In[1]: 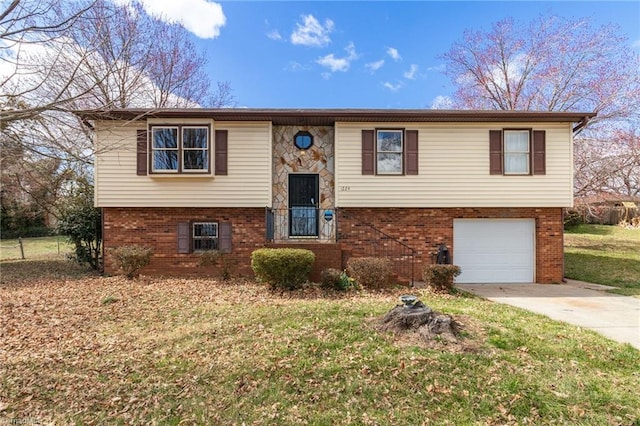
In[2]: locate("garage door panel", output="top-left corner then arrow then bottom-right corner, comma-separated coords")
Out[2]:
454,219 -> 535,283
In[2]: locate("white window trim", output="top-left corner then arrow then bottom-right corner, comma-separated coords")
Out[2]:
504,130 -> 531,175
376,129 -> 404,175
181,126 -> 210,173
150,125 -> 210,174
193,222 -> 218,251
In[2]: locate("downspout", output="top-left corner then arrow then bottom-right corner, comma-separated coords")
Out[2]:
572,116 -> 591,134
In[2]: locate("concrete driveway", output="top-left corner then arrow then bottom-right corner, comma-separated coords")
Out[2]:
457,280 -> 640,349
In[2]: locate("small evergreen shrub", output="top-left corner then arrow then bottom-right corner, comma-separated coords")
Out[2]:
251,248 -> 315,290
112,245 -> 153,279
422,264 -> 462,293
199,250 -> 234,281
320,268 -> 353,291
346,257 -> 393,289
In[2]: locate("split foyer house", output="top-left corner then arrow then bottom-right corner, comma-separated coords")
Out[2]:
80,108 -> 594,284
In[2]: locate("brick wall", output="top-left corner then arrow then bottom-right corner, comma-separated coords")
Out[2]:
102,207 -> 265,277
337,207 -> 564,283
103,206 -> 564,283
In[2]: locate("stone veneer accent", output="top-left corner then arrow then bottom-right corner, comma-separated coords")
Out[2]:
272,126 -> 335,241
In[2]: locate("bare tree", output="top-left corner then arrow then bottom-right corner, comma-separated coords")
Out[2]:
1,0 -> 234,224
441,16 -> 640,127
0,0 -> 98,122
574,128 -> 640,198
441,15 -> 640,197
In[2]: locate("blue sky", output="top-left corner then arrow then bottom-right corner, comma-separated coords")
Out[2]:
181,1 -> 640,108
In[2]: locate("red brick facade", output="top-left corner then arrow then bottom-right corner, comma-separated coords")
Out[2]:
102,207 -> 266,277
338,207 -> 564,284
103,206 -> 564,283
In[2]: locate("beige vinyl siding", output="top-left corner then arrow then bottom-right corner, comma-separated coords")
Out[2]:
335,122 -> 574,208
94,120 -> 272,207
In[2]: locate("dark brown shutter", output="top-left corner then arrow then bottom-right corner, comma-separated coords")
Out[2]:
362,130 -> 375,175
215,130 -> 228,175
489,130 -> 503,175
405,130 -> 418,175
219,222 -> 232,253
136,129 -> 148,175
532,130 -> 546,175
177,222 -> 191,254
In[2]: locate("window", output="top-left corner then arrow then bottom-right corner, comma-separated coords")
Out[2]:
377,130 -> 403,174
192,222 -> 218,251
151,125 -> 209,173
294,131 -> 313,150
504,130 -> 530,175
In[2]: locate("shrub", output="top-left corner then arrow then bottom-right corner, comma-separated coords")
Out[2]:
422,264 -> 462,293
57,179 -> 102,270
251,248 -> 315,290
346,257 -> 393,289
320,268 -> 353,291
563,209 -> 583,229
199,250 -> 234,281
112,245 -> 153,279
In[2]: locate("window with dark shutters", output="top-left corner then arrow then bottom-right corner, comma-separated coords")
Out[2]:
136,129 -> 148,175
361,130 -> 375,175
489,130 -> 503,175
532,130 -> 546,175
215,130 -> 228,175
405,130 -> 419,175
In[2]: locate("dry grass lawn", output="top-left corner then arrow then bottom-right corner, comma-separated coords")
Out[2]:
1,259 -> 639,425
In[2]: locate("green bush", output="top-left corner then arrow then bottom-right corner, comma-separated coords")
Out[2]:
564,209 -> 583,229
422,264 -> 462,293
199,250 -> 235,281
346,257 -> 393,289
112,245 -> 153,279
320,268 -> 353,291
251,248 -> 315,290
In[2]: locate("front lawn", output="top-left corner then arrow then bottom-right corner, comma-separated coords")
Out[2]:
0,236 -> 73,261
565,224 -> 640,296
1,261 -> 638,425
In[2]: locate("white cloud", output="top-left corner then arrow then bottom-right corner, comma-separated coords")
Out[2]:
427,64 -> 446,72
267,29 -> 282,40
113,0 -> 226,39
316,42 -> 358,73
403,64 -> 418,79
632,39 -> 640,49
387,47 -> 401,61
382,81 -> 403,92
285,61 -> 310,72
431,95 -> 454,109
365,59 -> 385,73
291,14 -> 334,47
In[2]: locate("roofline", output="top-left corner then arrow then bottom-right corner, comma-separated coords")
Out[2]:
74,108 -> 596,126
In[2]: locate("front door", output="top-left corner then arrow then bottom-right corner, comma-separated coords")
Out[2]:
289,174 -> 319,237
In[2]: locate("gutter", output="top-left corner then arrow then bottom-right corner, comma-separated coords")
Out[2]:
572,115 -> 591,134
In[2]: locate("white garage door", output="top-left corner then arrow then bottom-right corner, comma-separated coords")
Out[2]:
453,219 -> 535,283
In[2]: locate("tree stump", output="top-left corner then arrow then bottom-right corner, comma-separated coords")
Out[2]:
378,300 -> 459,343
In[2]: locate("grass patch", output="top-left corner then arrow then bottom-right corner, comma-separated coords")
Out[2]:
565,224 -> 640,296
0,236 -> 73,261
1,271 -> 638,424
